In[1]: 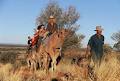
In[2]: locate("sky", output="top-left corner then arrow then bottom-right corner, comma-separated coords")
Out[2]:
0,0 -> 120,47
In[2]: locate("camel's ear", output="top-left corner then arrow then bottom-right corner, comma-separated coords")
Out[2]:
58,34 -> 60,38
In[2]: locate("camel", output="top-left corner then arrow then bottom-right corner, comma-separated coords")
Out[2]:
37,28 -> 70,72
26,28 -> 49,72
36,46 -> 50,72
26,50 -> 47,72
26,51 -> 37,71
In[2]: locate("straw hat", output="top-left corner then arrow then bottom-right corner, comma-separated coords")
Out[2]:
49,15 -> 54,19
94,26 -> 103,31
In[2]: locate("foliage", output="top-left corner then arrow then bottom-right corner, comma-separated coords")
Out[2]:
0,52 -> 17,64
36,2 -> 80,29
36,1 -> 84,51
62,33 -> 85,51
103,44 -> 112,53
111,31 -> 120,51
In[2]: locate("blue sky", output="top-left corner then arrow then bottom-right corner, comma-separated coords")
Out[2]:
0,0 -> 120,47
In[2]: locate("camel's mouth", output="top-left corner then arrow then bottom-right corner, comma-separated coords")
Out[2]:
56,48 -> 61,49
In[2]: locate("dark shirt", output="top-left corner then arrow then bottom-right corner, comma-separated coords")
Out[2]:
88,34 -> 104,55
46,23 -> 58,34
28,39 -> 32,45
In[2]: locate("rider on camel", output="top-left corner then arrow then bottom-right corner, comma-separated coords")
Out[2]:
46,15 -> 58,36
31,26 -> 41,52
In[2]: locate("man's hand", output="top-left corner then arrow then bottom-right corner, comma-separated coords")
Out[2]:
86,45 -> 91,58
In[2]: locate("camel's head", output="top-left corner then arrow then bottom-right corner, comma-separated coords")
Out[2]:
57,28 -> 70,40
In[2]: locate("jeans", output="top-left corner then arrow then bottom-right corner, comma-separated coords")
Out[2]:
91,51 -> 103,67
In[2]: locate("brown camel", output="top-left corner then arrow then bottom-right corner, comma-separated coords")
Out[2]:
26,51 -> 37,71
37,28 -> 70,72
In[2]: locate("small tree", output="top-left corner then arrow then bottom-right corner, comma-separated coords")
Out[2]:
111,31 -> 120,51
36,1 -> 84,51
104,44 -> 112,53
62,34 -> 85,51
36,2 -> 80,29
113,42 -> 120,51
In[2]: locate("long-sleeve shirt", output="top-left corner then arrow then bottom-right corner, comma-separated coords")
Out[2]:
46,23 -> 58,34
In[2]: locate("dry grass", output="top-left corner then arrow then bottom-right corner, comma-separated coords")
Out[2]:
0,63 -> 22,81
0,51 -> 120,81
55,51 -> 120,81
96,52 -> 120,81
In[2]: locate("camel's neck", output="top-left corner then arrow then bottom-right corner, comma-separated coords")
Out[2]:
47,32 -> 66,48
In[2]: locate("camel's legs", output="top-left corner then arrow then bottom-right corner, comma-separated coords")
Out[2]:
51,58 -> 56,72
27,59 -> 31,68
51,48 -> 61,72
30,60 -> 37,71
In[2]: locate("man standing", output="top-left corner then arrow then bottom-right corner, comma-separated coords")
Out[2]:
86,26 -> 104,67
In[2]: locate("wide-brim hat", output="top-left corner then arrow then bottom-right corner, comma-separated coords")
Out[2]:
94,26 -> 103,31
49,15 -> 54,19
